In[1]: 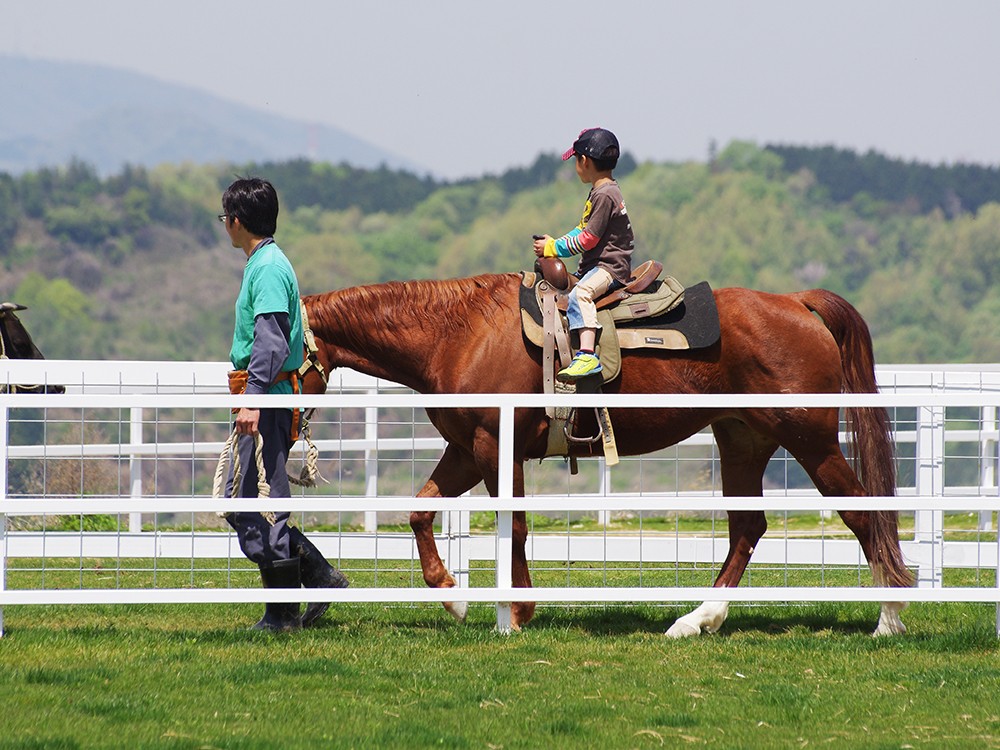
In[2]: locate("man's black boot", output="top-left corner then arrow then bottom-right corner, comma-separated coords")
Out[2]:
289,526 -> 349,627
252,557 -> 303,633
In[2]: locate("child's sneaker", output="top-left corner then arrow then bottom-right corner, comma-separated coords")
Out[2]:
557,351 -> 602,382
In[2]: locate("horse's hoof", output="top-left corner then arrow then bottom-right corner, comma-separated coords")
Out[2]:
443,600 -> 468,623
665,619 -> 700,639
872,601 -> 907,637
512,601 -> 536,627
872,618 -> 907,637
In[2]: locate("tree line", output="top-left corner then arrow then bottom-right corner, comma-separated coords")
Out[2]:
765,144 -> 1000,216
1,142 -> 998,365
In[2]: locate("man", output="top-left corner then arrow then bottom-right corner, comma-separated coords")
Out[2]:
221,176 -> 348,632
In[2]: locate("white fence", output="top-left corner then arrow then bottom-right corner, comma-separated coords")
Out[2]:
1,360 -> 999,636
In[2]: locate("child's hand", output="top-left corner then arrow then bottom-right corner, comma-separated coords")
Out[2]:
532,234 -> 551,257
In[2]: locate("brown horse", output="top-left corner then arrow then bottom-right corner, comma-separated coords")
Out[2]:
301,274 -> 913,636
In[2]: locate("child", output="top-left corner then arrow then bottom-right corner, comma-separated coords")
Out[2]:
533,127 -> 634,381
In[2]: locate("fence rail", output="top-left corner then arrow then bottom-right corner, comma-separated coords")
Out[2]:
2,360 -> 999,636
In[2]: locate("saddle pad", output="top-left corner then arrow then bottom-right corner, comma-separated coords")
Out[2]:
519,273 -> 546,329
616,281 -> 721,350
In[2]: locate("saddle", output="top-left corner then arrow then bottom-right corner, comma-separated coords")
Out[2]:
519,260 -> 721,466
521,261 -> 719,377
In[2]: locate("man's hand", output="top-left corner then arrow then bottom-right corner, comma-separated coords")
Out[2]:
235,407 -> 261,436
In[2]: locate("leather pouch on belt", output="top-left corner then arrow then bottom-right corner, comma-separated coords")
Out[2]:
228,369 -> 249,413
228,368 -> 301,442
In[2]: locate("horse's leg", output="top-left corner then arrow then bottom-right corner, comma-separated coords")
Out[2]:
511,507 -> 535,629
667,419 -> 777,638
785,424 -> 909,636
411,442 -> 483,623
834,509 -> 908,636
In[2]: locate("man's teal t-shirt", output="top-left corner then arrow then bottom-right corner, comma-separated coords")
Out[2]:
229,241 -> 304,395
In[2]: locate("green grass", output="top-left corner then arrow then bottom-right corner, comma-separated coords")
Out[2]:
28,509 -> 995,543
1,594 -> 999,748
6,556 -> 997,592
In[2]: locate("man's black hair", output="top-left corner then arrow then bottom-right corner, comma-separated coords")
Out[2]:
222,177 -> 279,237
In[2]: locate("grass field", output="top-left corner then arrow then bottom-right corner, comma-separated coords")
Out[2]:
2,594 -> 999,749
2,515 -> 998,748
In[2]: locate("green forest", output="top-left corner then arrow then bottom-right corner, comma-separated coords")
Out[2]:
1,141 -> 999,364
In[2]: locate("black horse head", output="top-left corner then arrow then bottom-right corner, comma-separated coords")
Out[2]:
0,303 -> 66,394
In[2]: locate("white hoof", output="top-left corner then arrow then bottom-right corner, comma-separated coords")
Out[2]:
665,600 -> 729,639
444,599 -> 468,623
872,601 -> 907,637
665,619 -> 701,639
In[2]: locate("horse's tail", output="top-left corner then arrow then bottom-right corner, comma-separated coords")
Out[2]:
795,289 -> 912,588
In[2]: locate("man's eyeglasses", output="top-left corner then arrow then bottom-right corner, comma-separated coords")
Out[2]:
217,214 -> 229,224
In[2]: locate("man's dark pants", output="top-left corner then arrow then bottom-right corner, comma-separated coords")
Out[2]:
225,408 -> 293,564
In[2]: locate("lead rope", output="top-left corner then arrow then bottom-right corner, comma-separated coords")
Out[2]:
288,418 -> 324,487
213,428 -> 275,525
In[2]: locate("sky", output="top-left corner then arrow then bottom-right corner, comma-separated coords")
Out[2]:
3,0 -> 1000,179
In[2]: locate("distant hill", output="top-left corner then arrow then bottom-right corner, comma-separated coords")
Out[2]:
0,56 -> 423,176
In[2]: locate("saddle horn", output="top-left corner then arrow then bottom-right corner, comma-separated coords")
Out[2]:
534,257 -> 571,291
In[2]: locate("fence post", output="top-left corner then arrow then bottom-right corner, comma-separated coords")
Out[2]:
914,389 -> 945,589
495,403 -> 514,633
597,458 -> 611,526
441,501 -> 471,589
364,395 -> 378,533
980,405 -> 996,532
0,404 -> 8,637
996,526 -> 1000,638
992,406 -> 1000,638
129,407 -> 143,533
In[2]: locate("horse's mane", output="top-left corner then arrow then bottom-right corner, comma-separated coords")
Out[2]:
305,274 -> 518,354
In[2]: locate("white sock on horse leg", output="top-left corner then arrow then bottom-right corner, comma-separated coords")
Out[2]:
665,600 -> 730,638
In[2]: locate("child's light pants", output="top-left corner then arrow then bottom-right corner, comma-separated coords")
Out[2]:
566,267 -> 617,331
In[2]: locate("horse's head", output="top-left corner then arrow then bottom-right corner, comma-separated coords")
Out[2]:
0,303 -> 66,394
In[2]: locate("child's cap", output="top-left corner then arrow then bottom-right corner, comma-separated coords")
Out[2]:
561,127 -> 620,161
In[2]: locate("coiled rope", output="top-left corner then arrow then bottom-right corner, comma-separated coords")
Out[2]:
213,427 -> 274,524
213,419 -> 325,525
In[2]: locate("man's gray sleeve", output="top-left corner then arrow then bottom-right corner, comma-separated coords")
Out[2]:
245,312 -> 292,395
